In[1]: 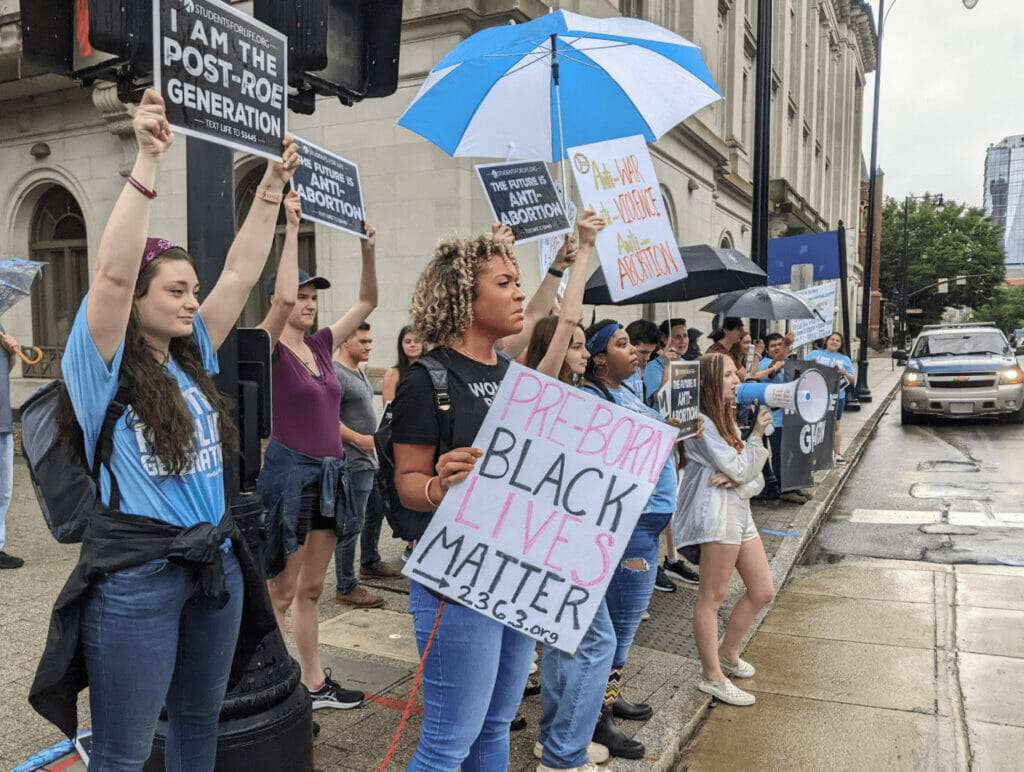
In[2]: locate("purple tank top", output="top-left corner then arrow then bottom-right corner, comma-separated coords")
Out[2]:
271,327 -> 344,459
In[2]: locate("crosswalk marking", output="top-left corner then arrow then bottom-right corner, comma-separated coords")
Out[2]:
848,509 -> 1024,529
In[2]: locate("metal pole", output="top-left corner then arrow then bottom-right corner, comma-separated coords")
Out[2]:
854,0 -> 884,402
750,0 -> 773,342
899,195 -> 911,349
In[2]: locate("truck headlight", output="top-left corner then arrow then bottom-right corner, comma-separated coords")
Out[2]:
902,371 -> 925,387
999,367 -> 1024,385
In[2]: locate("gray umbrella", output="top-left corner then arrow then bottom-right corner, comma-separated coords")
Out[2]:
701,286 -> 817,320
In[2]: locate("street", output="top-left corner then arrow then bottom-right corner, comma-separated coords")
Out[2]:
680,402 -> 1024,771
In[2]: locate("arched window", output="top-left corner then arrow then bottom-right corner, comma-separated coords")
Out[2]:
234,167 -> 317,327
29,186 -> 88,376
660,183 -> 678,240
720,230 -> 735,249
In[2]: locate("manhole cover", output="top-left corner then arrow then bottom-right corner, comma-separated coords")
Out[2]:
917,460 -> 981,473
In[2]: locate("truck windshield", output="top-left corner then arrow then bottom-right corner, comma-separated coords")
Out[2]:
913,332 -> 1008,358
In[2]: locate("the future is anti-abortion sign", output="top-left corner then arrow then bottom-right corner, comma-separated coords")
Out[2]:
153,0 -> 287,160
568,135 -> 686,302
403,363 -> 677,653
291,137 -> 367,238
475,161 -> 572,245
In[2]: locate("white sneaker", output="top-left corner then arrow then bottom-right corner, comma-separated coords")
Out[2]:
719,656 -> 756,678
533,742 -> 609,764
537,763 -> 600,772
697,677 -> 756,706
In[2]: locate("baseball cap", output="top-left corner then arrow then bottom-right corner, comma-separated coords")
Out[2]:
265,269 -> 331,296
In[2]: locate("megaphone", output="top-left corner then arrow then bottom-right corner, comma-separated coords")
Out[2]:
737,370 -> 831,426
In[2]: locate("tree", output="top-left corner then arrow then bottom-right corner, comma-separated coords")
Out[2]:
879,195 -> 1006,336
973,284 -> 1024,335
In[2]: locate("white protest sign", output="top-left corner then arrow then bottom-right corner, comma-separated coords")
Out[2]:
790,281 -> 838,348
568,135 -> 686,302
403,362 -> 677,653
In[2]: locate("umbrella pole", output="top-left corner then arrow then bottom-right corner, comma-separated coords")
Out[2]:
551,34 -> 570,208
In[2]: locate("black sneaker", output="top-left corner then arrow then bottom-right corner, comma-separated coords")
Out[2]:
663,558 -> 699,585
523,671 -> 541,697
653,566 -> 676,593
309,669 -> 364,710
0,551 -> 24,569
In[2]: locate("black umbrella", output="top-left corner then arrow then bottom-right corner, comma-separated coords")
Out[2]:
701,286 -> 816,320
582,245 -> 765,306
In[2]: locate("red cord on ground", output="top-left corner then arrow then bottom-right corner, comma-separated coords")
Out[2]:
377,600 -> 445,771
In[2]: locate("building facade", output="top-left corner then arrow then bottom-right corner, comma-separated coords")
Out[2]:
0,0 -> 875,381
983,134 -> 1024,275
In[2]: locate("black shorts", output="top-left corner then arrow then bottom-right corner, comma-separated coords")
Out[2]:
296,481 -> 337,546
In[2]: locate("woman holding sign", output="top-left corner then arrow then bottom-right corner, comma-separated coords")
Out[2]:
36,89 -> 292,769
674,353 -> 775,707
578,320 -> 680,760
804,332 -> 856,463
391,232 -> 533,771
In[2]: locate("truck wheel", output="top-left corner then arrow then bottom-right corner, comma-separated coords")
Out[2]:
901,406 -> 919,426
1002,403 -> 1024,425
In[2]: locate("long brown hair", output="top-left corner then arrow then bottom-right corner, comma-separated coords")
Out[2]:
699,352 -> 743,452
59,249 -> 239,474
525,315 -> 583,383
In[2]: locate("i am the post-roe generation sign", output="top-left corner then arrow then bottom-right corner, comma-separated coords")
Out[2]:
403,363 -> 676,653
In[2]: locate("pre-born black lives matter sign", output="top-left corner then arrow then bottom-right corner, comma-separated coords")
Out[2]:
291,137 -> 367,238
153,0 -> 287,161
475,161 -> 572,245
404,363 -> 676,654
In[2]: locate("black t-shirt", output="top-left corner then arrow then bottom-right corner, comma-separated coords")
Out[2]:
392,348 -> 509,452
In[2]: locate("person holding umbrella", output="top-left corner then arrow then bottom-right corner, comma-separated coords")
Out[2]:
706,317 -> 746,371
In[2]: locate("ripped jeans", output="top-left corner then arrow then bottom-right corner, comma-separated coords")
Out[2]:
605,511 -> 672,668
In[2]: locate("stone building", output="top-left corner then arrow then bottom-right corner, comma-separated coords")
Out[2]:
0,0 -> 875,382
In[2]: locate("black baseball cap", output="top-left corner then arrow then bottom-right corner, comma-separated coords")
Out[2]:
265,269 -> 331,296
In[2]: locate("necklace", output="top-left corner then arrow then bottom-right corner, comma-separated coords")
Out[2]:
283,341 -> 320,378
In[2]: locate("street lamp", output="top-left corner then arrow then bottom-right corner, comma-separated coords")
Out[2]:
897,193 -> 945,346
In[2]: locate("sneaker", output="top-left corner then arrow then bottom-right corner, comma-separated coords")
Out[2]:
653,566 -> 676,593
697,677 -> 755,706
533,741 -> 609,764
641,609 -> 651,621
360,560 -> 402,579
309,669 -> 364,710
719,656 -> 756,679
663,558 -> 699,585
337,585 -> 385,608
780,492 -> 807,504
799,489 -> 815,501
523,671 -> 541,697
834,454 -> 846,465
511,713 -> 527,732
0,551 -> 24,569
536,763 -> 600,772
401,544 -> 413,563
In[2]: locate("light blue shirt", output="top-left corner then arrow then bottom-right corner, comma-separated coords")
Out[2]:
805,350 -> 855,402
756,355 -> 787,428
642,356 -> 666,407
62,297 -> 225,528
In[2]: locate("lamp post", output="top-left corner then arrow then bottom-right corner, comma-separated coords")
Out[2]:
897,193 -> 944,347
749,0 -> 773,343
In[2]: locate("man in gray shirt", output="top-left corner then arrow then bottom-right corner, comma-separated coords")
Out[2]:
333,322 -> 398,607
0,325 -> 22,569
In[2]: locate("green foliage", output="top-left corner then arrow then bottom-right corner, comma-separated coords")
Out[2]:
973,284 -> 1024,335
879,195 -> 1006,335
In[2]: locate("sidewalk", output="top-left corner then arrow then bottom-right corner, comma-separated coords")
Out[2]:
679,559 -> 1024,771
0,354 -> 902,771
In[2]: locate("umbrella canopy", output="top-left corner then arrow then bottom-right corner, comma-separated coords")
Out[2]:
398,11 -> 720,162
582,245 -> 765,305
0,258 -> 44,316
701,287 -> 816,320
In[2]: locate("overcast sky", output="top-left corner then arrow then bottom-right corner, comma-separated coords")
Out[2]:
862,0 -> 1023,209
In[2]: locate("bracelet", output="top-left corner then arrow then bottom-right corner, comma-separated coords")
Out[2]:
255,185 -> 283,204
127,176 -> 157,199
547,266 -> 565,278
424,475 -> 442,509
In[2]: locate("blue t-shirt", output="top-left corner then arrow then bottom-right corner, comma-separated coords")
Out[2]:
583,382 -> 677,514
805,350 -> 854,402
756,355 -> 787,428
623,368 -> 643,401
642,356 -> 666,407
62,297 -> 225,528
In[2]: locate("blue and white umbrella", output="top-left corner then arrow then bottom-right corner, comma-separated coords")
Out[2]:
398,10 -> 721,163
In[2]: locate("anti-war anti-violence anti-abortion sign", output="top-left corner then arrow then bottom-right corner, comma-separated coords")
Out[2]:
291,137 -> 367,238
568,135 -> 686,302
403,362 -> 677,654
153,0 -> 287,161
475,161 -> 572,245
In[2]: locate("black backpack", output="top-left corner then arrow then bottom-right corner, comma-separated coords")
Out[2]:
20,377 -> 131,543
374,354 -> 453,542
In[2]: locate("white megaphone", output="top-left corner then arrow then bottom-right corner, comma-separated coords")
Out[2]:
736,370 -> 831,433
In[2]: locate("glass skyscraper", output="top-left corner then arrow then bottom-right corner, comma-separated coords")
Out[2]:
984,135 -> 1024,269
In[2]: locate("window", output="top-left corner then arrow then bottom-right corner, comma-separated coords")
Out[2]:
720,231 -> 735,249
660,184 -> 678,239
234,167 -> 317,328
29,186 -> 89,377
742,63 -> 752,149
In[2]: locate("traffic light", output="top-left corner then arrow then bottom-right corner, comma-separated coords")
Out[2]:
254,0 -> 403,112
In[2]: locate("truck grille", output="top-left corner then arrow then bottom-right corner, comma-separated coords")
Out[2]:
928,374 -> 997,389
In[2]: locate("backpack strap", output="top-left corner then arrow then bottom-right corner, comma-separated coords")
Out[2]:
91,375 -> 132,511
417,353 -> 454,455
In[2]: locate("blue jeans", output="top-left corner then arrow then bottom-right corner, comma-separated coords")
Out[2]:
606,511 -> 672,668
539,599 -> 616,767
82,550 -> 244,771
334,468 -> 375,594
0,432 -> 11,551
406,581 -> 535,771
359,478 -> 385,568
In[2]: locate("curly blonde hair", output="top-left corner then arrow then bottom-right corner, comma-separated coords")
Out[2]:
410,234 -> 518,347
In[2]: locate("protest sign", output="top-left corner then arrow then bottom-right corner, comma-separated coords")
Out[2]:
291,137 -> 367,238
476,161 -> 572,245
657,361 -> 700,439
153,0 -> 287,161
790,281 -> 838,348
780,360 -> 840,489
568,135 -> 686,302
403,362 -> 677,653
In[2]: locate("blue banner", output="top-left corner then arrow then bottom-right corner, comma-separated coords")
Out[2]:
767,230 -> 841,286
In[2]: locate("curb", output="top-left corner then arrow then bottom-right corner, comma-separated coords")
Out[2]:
611,376 -> 902,771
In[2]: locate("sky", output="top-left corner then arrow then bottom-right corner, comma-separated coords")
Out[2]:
862,0 -> 1024,209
